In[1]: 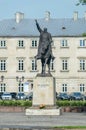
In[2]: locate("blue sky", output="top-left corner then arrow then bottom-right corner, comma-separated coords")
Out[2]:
0,0 -> 86,20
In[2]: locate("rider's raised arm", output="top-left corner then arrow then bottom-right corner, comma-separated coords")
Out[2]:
35,20 -> 42,33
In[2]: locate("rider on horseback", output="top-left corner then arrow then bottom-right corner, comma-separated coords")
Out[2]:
35,20 -> 55,75
35,20 -> 54,60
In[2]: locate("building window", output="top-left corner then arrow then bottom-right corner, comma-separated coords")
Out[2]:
18,59 -> 24,71
80,40 -> 85,47
18,40 -> 24,47
18,83 -> 24,92
0,40 -> 6,48
31,40 -> 37,47
50,59 -> 54,71
62,59 -> 68,71
31,59 -> 37,71
80,59 -> 86,71
0,83 -> 6,92
80,84 -> 85,92
62,84 -> 67,92
61,40 -> 68,47
0,59 -> 6,71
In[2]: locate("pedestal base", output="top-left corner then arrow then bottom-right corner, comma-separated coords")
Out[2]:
26,74 -> 62,116
25,107 -> 62,116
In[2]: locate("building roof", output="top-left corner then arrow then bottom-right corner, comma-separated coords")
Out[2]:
0,18 -> 86,37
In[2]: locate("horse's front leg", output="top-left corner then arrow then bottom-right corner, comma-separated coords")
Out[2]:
43,58 -> 48,74
41,59 -> 45,74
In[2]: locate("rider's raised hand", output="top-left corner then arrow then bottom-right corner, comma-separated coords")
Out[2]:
35,19 -> 37,23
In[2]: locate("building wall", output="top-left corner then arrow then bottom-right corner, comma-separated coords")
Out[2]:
0,36 -> 86,94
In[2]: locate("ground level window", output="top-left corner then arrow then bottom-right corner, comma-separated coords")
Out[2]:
62,84 -> 67,92
18,83 -> 24,92
80,84 -> 85,92
0,83 -> 6,92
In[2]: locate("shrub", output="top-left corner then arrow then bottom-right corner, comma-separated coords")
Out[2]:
56,100 -> 86,107
56,100 -> 70,107
0,100 -> 86,107
0,100 -> 32,107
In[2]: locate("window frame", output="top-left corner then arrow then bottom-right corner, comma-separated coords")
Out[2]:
60,39 -> 68,47
18,83 -> 24,92
79,59 -> 86,71
17,58 -> 25,72
0,40 -> 6,48
17,40 -> 24,48
31,40 -> 38,47
50,59 -> 54,71
31,59 -> 37,71
79,39 -> 86,47
62,84 -> 67,92
79,84 -> 85,92
61,59 -> 68,71
0,59 -> 6,71
0,83 -> 6,92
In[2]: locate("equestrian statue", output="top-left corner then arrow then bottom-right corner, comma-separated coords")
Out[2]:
35,20 -> 55,75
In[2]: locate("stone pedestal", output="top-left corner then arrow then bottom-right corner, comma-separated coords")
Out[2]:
25,74 -> 62,116
33,74 -> 56,106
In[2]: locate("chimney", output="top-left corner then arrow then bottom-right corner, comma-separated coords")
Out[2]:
15,12 -> 24,23
73,11 -> 78,21
84,11 -> 86,20
45,11 -> 50,21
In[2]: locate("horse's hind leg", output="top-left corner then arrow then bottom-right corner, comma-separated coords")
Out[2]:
48,63 -> 50,74
41,59 -> 45,74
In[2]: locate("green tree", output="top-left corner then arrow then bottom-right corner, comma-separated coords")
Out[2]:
76,0 -> 86,5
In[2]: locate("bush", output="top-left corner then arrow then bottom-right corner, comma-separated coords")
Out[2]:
0,100 -> 32,107
0,100 -> 86,107
56,100 -> 70,107
56,100 -> 86,107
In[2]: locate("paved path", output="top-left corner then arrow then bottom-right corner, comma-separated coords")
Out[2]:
0,112 -> 86,129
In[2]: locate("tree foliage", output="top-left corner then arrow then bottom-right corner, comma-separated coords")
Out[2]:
76,0 -> 86,5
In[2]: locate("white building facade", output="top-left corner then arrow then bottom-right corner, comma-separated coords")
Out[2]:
0,11 -> 86,94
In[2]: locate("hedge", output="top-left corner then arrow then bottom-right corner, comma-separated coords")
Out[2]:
0,100 -> 32,107
56,100 -> 86,107
0,100 -> 86,107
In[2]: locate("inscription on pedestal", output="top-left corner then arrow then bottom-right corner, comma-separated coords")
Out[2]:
33,76 -> 56,106
38,84 -> 49,88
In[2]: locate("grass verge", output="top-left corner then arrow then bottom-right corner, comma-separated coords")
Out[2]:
54,126 -> 86,129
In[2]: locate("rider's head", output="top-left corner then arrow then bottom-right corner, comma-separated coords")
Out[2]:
44,28 -> 47,32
